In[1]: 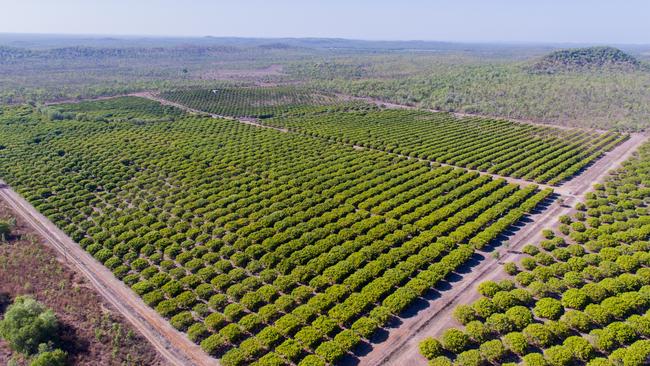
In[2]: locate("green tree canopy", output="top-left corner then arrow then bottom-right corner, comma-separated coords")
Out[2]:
0,296 -> 59,355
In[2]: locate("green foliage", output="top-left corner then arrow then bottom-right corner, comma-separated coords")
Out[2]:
423,140 -> 650,366
268,108 -> 624,185
522,353 -> 548,366
503,332 -> 529,355
441,328 -> 469,354
479,339 -> 506,363
0,219 -> 11,239
454,349 -> 483,366
0,100 -> 555,365
531,47 -> 640,74
162,87 -> 344,118
29,348 -> 67,366
533,298 -> 564,320
0,296 -> 59,355
562,336 -> 594,362
419,337 -> 443,360
543,345 -> 573,366
429,356 -> 453,366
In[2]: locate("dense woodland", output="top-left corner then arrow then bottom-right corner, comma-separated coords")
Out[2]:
1,36 -> 649,131
307,58 -> 650,131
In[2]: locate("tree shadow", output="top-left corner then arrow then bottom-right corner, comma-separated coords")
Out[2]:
57,322 -> 89,359
0,292 -> 11,314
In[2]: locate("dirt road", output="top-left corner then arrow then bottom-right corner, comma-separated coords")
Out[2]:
360,134 -> 647,366
0,180 -> 217,366
559,133 -> 646,197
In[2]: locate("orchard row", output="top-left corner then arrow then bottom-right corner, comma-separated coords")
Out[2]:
158,87 -> 627,186
161,87 -> 342,118
266,109 -> 627,186
0,98 -> 551,366
420,141 -> 650,366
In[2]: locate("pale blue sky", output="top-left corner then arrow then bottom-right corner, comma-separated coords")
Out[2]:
1,0 -> 649,43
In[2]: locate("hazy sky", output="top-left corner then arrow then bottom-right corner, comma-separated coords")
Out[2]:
1,0 -> 649,44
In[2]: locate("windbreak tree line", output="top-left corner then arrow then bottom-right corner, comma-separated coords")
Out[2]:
0,98 -> 553,366
420,141 -> 650,366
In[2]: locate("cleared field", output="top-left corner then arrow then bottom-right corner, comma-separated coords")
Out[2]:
0,97 -> 552,366
160,87 -> 346,118
419,141 -> 650,365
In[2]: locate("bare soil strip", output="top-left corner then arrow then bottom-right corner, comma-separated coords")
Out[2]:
0,180 -> 217,366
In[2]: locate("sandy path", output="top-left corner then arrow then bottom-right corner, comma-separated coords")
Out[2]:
361,134 -> 647,366
0,180 -> 217,366
559,133 -> 647,196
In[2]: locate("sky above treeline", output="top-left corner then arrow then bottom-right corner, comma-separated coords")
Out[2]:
1,0 -> 649,44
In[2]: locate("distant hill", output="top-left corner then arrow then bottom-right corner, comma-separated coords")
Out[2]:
530,46 -> 641,73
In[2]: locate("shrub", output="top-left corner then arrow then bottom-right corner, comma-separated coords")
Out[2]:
257,352 -> 286,366
524,323 -> 554,348
334,329 -> 361,352
170,311 -> 194,331
533,298 -> 564,320
0,296 -> 59,355
29,349 -> 67,366
419,337 -> 443,360
455,349 -> 483,366
441,328 -> 469,353
351,317 -> 379,339
480,339 -> 505,363
561,310 -> 592,332
465,321 -> 490,343
505,306 -> 533,330
561,289 -> 589,309
187,323 -> 209,343
503,331 -> 528,355
544,345 -> 573,366
315,341 -> 345,363
486,313 -> 514,335
542,229 -> 555,239
200,334 -> 226,356
522,352 -> 548,366
429,356 -> 453,366
221,348 -> 246,366
562,336 -> 594,362
453,304 -> 477,325
503,262 -> 519,275
276,339 -> 303,362
478,281 -> 501,297
205,313 -> 226,332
